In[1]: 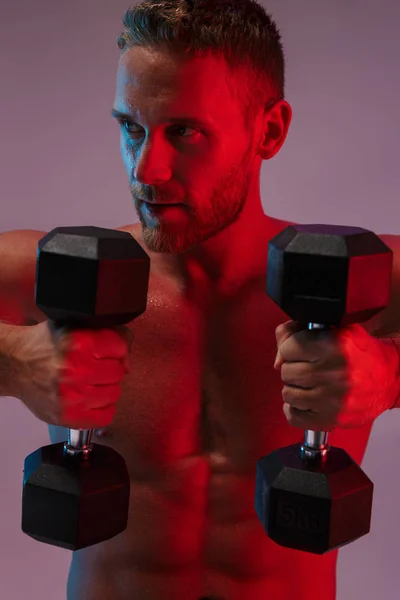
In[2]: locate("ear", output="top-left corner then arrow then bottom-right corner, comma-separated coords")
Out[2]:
259,99 -> 292,160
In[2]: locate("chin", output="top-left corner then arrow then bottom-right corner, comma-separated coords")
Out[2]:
141,225 -> 195,254
142,226 -> 214,254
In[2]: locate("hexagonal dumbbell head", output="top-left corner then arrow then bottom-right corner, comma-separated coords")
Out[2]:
255,444 -> 374,554
22,226 -> 150,550
267,224 -> 392,326
255,224 -> 393,554
35,226 -> 150,328
22,443 -> 130,550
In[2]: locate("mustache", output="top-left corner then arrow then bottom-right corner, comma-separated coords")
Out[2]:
130,189 -> 149,202
130,187 -> 183,205
129,187 -> 159,202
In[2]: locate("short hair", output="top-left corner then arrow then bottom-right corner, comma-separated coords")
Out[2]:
117,0 -> 285,129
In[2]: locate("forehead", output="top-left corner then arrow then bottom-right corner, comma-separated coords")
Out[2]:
115,46 -> 241,124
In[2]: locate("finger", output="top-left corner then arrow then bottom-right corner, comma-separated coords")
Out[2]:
114,326 -> 134,373
63,404 -> 117,430
275,321 -> 304,348
92,329 -> 130,360
59,382 -> 122,409
281,385 -> 341,420
61,358 -> 126,386
281,361 -> 331,389
283,403 -> 336,431
83,383 -> 122,407
281,385 -> 322,412
274,321 -> 300,370
274,349 -> 285,370
278,328 -> 339,364
274,321 -> 304,369
65,329 -> 129,360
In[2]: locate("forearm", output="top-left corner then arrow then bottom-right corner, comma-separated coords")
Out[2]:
0,322 -> 22,397
382,335 -> 400,410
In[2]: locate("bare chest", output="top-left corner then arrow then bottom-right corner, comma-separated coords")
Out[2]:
65,281 -> 367,597
106,282 -> 296,478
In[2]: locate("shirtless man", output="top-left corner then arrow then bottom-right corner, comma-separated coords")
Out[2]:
1,1 -> 400,599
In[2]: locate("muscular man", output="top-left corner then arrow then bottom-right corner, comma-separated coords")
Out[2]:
1,1 -> 400,599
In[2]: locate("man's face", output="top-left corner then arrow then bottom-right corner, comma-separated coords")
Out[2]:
113,45 -> 260,254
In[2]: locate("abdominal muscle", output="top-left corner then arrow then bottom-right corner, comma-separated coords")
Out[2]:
66,449 -> 338,600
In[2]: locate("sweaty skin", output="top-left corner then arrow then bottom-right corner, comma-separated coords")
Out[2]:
23,43 -> 400,599
45,221 -> 396,600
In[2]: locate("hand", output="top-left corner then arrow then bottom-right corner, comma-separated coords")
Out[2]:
11,321 -> 132,430
274,320 -> 400,430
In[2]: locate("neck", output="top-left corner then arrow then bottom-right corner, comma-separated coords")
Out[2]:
153,198 -> 287,298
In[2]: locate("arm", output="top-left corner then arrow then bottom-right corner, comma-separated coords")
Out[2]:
386,336 -> 400,409
365,234 -> 400,409
0,229 -> 47,397
0,323 -> 24,397
0,229 -> 48,326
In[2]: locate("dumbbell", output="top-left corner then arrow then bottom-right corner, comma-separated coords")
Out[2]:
254,224 -> 393,554
21,226 -> 150,550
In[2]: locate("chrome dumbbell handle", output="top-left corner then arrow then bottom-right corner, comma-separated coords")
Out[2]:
300,323 -> 330,462
64,429 -> 93,459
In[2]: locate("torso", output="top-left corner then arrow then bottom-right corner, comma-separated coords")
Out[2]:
49,220 -> 375,600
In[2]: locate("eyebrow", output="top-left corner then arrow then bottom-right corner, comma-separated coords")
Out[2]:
110,108 -> 211,128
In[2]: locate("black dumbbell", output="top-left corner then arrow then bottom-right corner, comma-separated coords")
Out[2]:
255,224 -> 393,554
21,226 -> 150,550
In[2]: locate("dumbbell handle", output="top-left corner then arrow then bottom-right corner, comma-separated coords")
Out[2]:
62,323 -> 330,461
49,322 -> 95,459
299,323 -> 330,462
63,323 -> 331,462
64,429 -> 93,459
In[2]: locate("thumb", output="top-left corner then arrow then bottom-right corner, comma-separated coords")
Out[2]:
274,320 -> 303,370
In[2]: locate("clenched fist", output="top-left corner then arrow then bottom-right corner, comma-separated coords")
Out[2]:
11,321 -> 132,429
274,320 -> 400,431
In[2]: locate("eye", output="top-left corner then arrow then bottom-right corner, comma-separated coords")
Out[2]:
118,118 -> 198,139
117,118 -> 138,134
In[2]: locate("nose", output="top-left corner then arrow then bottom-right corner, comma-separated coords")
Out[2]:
133,137 -> 173,186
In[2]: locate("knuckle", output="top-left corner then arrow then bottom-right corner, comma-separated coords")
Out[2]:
280,363 -> 288,379
281,363 -> 294,385
281,386 -> 292,404
275,323 -> 287,339
283,404 -> 297,427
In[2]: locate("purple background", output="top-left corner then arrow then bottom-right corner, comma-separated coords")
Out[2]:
1,1 -> 400,598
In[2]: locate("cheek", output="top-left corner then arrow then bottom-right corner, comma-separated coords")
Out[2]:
120,139 -> 134,175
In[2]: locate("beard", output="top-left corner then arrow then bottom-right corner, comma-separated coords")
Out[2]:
132,146 -> 254,255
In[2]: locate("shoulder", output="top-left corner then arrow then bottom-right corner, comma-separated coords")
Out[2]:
364,234 -> 400,337
116,222 -> 143,245
116,223 -> 162,275
379,233 -> 400,257
115,223 -> 179,297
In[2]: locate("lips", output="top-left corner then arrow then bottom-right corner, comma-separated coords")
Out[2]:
147,202 -> 180,206
144,201 -> 183,207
